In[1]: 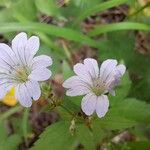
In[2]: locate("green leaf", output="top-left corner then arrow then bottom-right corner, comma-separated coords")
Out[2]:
109,98 -> 150,123
0,22 -> 100,48
73,0 -> 131,26
94,116 -> 137,131
88,22 -> 150,36
35,0 -> 60,17
12,0 -> 37,22
2,134 -> 22,150
76,124 -> 95,150
30,121 -> 77,150
0,106 -> 22,123
126,141 -> 150,150
0,123 -> 22,150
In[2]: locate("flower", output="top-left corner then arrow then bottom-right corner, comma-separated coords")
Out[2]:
2,87 -> 17,106
63,58 -> 126,118
0,32 -> 52,107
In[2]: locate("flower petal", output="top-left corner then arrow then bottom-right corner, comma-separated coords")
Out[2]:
84,58 -> 99,78
15,84 -> 32,107
0,43 -> 17,67
66,87 -> 90,96
116,64 -> 126,76
96,95 -> 109,118
63,76 -> 90,96
28,68 -> 52,81
81,93 -> 97,116
25,36 -> 40,57
25,80 -> 41,100
63,76 -> 90,88
73,63 -> 92,84
100,59 -> 117,82
12,32 -> 28,64
32,55 -> 52,70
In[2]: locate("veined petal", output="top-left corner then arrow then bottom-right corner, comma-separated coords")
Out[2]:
63,76 -> 90,88
116,64 -> 126,76
66,87 -> 90,96
25,36 -> 39,58
81,93 -> 97,116
105,64 -> 126,88
84,58 -> 99,78
0,43 -> 17,66
73,63 -> 92,84
28,68 -> 52,81
100,59 -> 117,82
15,84 -> 32,107
96,95 -> 109,118
12,32 -> 27,64
32,55 -> 52,70
25,80 -> 41,100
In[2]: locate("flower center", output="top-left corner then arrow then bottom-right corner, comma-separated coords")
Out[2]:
14,66 -> 30,82
91,78 -> 106,96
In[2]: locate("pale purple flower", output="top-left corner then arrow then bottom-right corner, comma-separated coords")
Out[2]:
0,32 -> 52,107
63,58 -> 126,118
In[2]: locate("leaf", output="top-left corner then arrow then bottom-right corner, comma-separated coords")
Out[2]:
94,116 -> 137,131
35,0 -> 60,17
109,98 -> 150,123
2,134 -> 22,150
0,22 -> 100,48
94,98 -> 150,131
76,123 -> 106,150
76,124 -> 95,150
126,141 -> 150,150
0,106 -> 22,123
12,0 -> 37,22
73,0 -> 131,26
88,22 -> 150,36
30,121 -> 77,150
0,123 -> 22,150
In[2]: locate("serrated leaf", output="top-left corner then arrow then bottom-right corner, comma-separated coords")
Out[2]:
30,121 -> 77,150
109,98 -> 150,123
94,116 -> 137,131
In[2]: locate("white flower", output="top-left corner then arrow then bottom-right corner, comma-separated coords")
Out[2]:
63,58 -> 126,118
0,32 -> 52,107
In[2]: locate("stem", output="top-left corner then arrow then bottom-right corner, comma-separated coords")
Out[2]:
60,104 -> 75,117
129,2 -> 150,17
0,105 -> 23,122
22,108 -> 30,147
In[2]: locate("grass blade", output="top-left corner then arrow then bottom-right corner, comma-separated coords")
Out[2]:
73,0 -> 130,26
88,22 -> 150,36
0,22 -> 99,48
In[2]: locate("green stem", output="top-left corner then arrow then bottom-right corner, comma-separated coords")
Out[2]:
22,108 -> 30,147
0,105 -> 23,122
60,104 -> 75,117
128,2 -> 150,17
